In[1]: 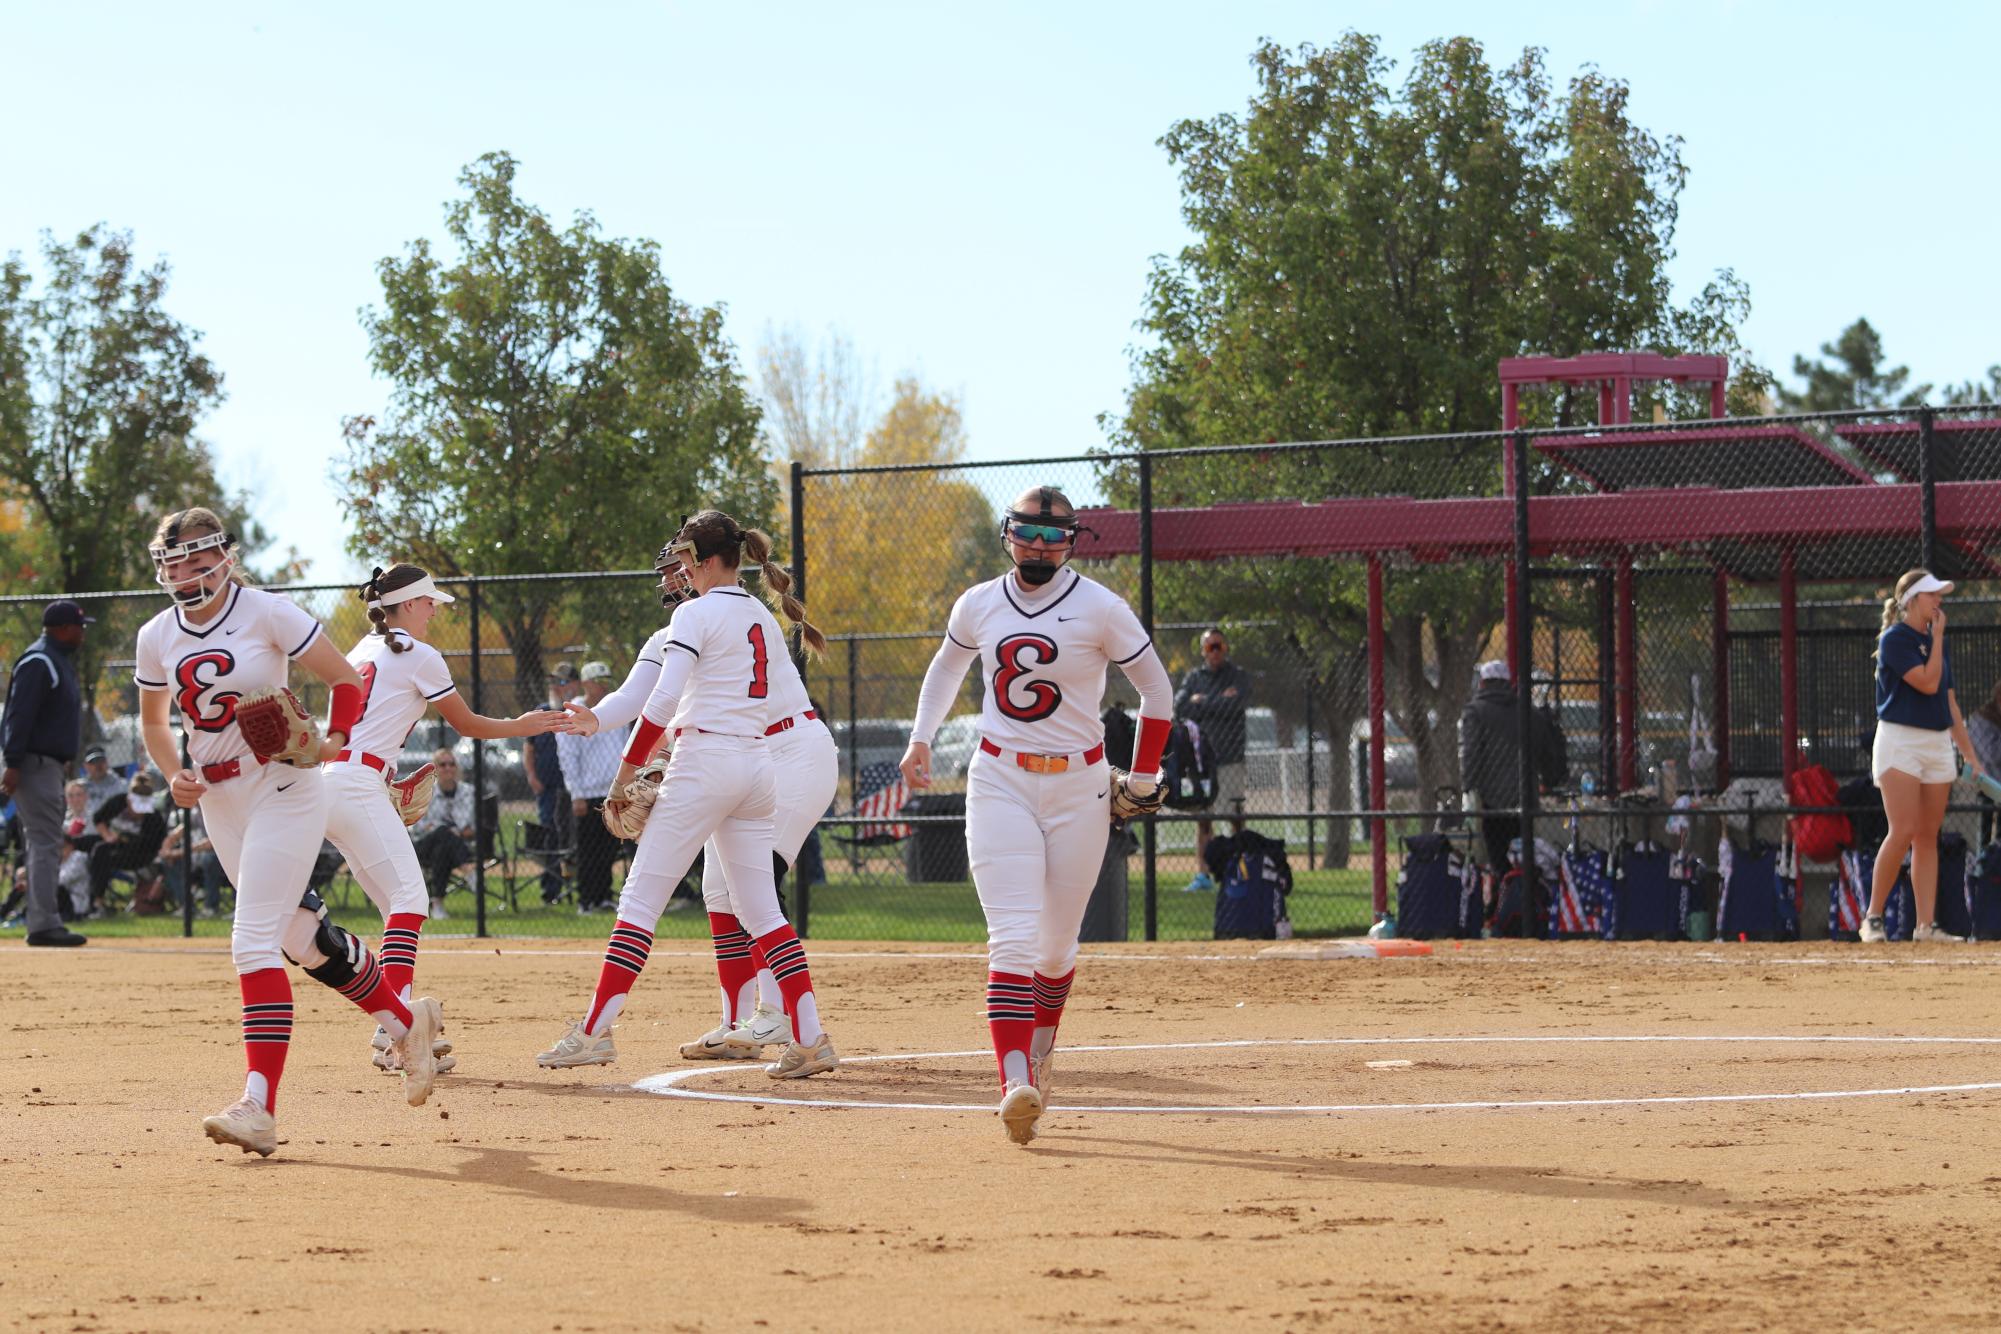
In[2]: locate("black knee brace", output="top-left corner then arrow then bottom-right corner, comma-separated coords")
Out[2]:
773,852 -> 792,917
281,892 -> 368,988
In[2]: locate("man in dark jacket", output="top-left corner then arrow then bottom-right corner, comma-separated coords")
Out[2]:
1,600 -> 94,946
1459,659 -> 1563,873
1175,629 -> 1254,890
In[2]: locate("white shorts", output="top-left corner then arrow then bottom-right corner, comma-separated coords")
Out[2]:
1871,720 -> 1957,784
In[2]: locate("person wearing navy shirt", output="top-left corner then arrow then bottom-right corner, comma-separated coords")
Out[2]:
0,600 -> 94,947
1862,570 -> 1985,943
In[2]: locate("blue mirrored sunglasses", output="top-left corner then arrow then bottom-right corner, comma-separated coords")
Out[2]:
1008,521 -> 1073,544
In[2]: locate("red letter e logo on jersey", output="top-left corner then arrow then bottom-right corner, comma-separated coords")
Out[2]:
994,634 -> 1061,722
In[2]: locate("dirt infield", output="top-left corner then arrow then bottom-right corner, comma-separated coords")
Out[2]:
11,937 -> 2001,1333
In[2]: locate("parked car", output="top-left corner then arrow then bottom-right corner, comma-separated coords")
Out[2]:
828,717 -> 917,781
929,715 -> 982,780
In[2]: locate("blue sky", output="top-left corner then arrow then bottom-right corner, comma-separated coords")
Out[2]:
4,2 -> 1994,584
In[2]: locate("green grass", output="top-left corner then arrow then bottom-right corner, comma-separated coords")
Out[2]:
5,857 -> 1380,943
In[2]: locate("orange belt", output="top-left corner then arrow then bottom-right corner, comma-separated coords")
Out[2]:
978,737 -> 1106,774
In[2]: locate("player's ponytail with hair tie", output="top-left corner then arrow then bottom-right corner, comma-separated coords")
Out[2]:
362,563 -> 418,653
743,527 -> 827,655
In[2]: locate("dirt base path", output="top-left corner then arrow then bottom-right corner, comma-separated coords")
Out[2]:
10,937 -> 2001,1332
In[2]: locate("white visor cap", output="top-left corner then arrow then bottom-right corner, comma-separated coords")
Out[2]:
375,574 -> 457,607
1900,573 -> 1954,605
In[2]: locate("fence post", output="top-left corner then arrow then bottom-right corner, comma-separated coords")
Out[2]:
1367,556 -> 1386,919
470,575 -> 487,939
1303,679 -> 1316,868
792,458 -> 811,939
180,735 -> 194,939
1138,451 -> 1156,942
1512,430 -> 1539,937
845,635 -> 859,882
1918,406 -> 1937,572
790,459 -> 808,674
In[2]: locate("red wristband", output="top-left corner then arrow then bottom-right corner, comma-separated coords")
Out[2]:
328,682 -> 364,740
1134,715 -> 1171,775
624,718 -> 668,767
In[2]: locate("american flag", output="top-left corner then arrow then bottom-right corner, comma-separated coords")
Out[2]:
853,761 -> 912,840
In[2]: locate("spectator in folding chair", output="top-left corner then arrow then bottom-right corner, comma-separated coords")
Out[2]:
79,745 -> 126,814
89,772 -> 168,914
408,749 -> 481,920
159,808 -> 229,918
1968,680 -> 2001,848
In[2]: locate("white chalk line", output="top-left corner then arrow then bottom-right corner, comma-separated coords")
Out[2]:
632,1035 -> 2001,1115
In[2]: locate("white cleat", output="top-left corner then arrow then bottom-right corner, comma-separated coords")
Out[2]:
537,1022 -> 617,1069
373,1024 -> 454,1073
1859,915 -> 1888,943
767,1032 -> 839,1080
1914,921 -> 1967,943
999,1081 -> 1043,1145
681,1023 -> 760,1061
398,998 -> 444,1106
202,1097 -> 278,1157
724,1005 -> 791,1055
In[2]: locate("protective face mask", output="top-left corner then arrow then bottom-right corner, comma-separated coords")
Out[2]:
1016,558 -> 1058,586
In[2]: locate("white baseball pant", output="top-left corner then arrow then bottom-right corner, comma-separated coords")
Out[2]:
617,732 -> 780,935
199,761 -> 332,974
700,719 -> 838,913
322,760 -> 427,918
966,746 -> 1112,977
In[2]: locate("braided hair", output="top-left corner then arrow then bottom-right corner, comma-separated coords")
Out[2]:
674,510 -> 828,654
360,564 -> 429,653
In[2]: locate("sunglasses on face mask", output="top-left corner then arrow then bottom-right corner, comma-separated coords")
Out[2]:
1008,521 -> 1073,545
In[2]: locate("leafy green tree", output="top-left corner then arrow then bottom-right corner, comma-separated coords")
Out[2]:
1941,367 -> 2001,406
1110,35 -> 1763,815
339,152 -> 775,708
0,227 -> 268,717
1778,318 -> 1927,412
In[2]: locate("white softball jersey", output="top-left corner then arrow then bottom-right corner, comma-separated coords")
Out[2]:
133,584 -> 326,767
592,612 -> 812,738
637,589 -> 797,739
339,630 -> 457,759
916,568 -> 1156,756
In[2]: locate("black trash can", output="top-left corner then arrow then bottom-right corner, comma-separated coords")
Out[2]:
903,793 -> 968,883
1078,826 -> 1134,942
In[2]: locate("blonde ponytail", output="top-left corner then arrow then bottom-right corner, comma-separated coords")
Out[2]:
742,527 -> 827,655
1874,569 -> 1930,661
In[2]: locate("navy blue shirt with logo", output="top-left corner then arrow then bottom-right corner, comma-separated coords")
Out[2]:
1877,623 -> 1954,730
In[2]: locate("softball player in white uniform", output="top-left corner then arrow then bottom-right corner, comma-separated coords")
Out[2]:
565,545 -> 837,1060
133,508 -> 443,1157
901,487 -> 1173,1144
537,511 -> 839,1079
326,563 -> 570,1072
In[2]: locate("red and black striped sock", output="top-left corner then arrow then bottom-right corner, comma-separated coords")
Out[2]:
583,921 -> 654,1037
379,912 -> 425,1002
987,970 -> 1035,1088
1030,968 -> 1074,1064
239,968 -> 293,1113
754,925 -> 821,1044
330,934 -> 414,1033
708,912 -> 758,1026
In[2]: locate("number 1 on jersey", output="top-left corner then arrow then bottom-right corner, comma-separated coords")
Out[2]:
747,623 -> 769,698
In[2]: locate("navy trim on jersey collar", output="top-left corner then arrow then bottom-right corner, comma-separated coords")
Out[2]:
174,583 -> 242,639
709,588 -> 755,600
1000,568 -> 1082,619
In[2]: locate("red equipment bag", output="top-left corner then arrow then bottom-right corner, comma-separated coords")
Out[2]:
1786,763 -> 1852,863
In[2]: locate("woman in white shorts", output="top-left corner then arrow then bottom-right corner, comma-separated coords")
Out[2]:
1863,570 -> 1986,942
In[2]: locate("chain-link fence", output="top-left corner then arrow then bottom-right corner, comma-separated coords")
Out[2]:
5,401 -> 1997,943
